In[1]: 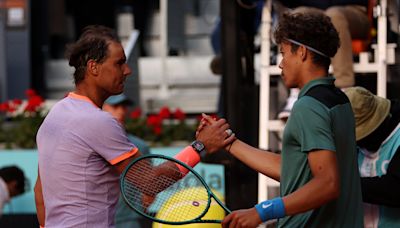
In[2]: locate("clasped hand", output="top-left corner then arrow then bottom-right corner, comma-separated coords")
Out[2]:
195,113 -> 236,153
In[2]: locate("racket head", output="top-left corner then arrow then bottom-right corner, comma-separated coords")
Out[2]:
120,154 -> 216,225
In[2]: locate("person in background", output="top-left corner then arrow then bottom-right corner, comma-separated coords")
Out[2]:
102,93 -> 151,227
344,86 -> 400,227
34,25 -> 235,227
199,11 -> 364,227
276,0 -> 370,120
0,166 -> 27,217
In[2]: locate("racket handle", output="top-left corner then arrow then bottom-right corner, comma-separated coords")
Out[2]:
174,146 -> 201,175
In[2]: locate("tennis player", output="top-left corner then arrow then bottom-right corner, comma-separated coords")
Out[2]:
34,25 -> 234,227
200,11 -> 364,227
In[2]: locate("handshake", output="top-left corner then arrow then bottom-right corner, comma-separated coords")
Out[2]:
195,113 -> 237,154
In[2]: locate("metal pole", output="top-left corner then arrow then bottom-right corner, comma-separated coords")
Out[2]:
258,0 -> 272,203
376,0 -> 388,98
159,0 -> 169,98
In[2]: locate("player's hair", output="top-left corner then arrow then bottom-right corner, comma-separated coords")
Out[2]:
273,11 -> 340,70
65,25 -> 120,85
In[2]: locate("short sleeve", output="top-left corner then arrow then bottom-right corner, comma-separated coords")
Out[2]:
291,97 -> 336,153
83,113 -> 138,164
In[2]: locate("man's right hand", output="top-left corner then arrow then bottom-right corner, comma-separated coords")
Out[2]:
196,113 -> 236,153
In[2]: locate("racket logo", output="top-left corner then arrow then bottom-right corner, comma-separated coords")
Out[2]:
262,203 -> 272,209
192,201 -> 200,207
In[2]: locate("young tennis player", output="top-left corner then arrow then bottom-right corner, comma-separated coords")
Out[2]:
34,25 -> 235,227
201,11 -> 364,227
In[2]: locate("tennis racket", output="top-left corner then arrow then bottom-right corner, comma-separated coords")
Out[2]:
120,154 -> 231,225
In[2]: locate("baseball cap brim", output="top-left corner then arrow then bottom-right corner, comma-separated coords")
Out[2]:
104,94 -> 133,106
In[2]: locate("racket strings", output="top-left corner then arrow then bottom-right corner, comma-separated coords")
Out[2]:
122,157 -> 210,222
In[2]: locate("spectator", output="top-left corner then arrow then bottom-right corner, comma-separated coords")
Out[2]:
345,86 -> 400,227
276,0 -> 370,120
0,166 -> 27,217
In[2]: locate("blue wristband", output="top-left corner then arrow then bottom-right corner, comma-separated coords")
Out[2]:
254,197 -> 286,222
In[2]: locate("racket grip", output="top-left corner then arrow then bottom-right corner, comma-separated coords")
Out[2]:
174,146 -> 201,175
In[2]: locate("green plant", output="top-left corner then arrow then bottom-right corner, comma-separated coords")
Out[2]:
0,89 -> 46,149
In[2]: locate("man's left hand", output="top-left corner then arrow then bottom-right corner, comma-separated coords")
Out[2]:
222,207 -> 262,228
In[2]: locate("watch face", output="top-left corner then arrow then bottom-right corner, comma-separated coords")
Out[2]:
192,141 -> 205,152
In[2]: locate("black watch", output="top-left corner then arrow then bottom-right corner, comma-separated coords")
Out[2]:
191,140 -> 207,157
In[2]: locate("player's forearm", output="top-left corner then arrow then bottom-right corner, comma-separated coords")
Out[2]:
228,139 -> 281,181
282,173 -> 339,215
34,175 -> 45,226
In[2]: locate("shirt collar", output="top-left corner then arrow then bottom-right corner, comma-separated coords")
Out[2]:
68,92 -> 98,108
298,76 -> 335,98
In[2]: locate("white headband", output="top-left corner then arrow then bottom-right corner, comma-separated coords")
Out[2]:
286,38 -> 329,58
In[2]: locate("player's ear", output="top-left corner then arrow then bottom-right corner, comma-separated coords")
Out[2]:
87,59 -> 99,75
299,45 -> 307,61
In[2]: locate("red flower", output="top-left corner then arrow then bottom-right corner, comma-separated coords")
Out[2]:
158,106 -> 170,119
0,102 -> 9,112
24,104 -> 35,112
7,106 -> 16,113
25,89 -> 37,98
146,114 -> 163,135
24,95 -> 44,112
130,107 -> 142,119
146,115 -> 162,127
173,108 -> 186,121
12,99 -> 23,105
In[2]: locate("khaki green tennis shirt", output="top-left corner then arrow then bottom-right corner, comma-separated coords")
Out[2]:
278,77 -> 364,227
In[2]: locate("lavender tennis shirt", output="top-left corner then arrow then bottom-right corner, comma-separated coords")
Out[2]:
37,93 -> 138,227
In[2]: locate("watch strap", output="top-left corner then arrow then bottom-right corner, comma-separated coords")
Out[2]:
191,140 -> 207,158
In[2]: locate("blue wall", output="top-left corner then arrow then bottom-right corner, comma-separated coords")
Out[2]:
0,150 -> 38,214
0,148 -> 224,214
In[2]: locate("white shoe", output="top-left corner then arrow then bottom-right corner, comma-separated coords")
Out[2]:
277,88 -> 299,121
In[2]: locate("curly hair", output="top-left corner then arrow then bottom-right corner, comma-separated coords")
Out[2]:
273,11 -> 340,70
65,25 -> 120,85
